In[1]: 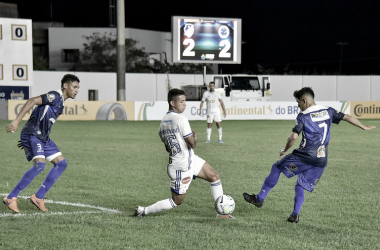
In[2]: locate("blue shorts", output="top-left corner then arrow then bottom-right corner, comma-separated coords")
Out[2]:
275,154 -> 325,192
20,133 -> 62,162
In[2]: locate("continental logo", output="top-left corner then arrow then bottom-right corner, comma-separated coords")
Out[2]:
353,103 -> 380,117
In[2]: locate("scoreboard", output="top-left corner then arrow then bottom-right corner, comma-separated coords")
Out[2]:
172,16 -> 241,64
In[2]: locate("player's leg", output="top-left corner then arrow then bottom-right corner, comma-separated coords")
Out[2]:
32,139 -> 66,211
287,184 -> 304,223
4,134 -> 46,213
6,134 -> 46,199
135,165 -> 192,216
216,118 -> 223,143
243,163 -> 281,207
288,166 -> 325,223
141,192 -> 184,216
206,115 -> 213,143
196,161 -> 223,201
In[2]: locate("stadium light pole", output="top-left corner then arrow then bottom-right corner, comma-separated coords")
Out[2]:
338,42 -> 348,74
116,0 -> 126,101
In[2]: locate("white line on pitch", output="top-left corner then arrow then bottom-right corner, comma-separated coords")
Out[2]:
0,193 -> 121,214
0,210 -> 104,218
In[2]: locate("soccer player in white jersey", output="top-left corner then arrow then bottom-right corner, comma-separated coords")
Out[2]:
198,82 -> 226,143
243,87 -> 375,223
134,88 -> 232,218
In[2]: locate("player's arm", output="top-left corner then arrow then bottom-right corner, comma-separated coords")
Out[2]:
219,99 -> 226,118
198,101 -> 204,116
342,114 -> 376,130
184,129 -> 197,149
280,132 -> 299,157
5,96 -> 43,133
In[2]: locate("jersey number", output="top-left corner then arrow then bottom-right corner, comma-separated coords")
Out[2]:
318,122 -> 327,144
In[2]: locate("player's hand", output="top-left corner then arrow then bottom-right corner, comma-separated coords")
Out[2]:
198,110 -> 202,116
5,121 -> 18,133
17,140 -> 24,149
279,148 -> 286,158
192,129 -> 197,141
223,111 -> 226,118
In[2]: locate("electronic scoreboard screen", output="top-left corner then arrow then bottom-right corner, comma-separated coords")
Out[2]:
172,16 -> 242,64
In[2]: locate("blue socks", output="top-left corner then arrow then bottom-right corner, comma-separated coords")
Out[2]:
8,162 -> 45,199
36,159 -> 68,199
292,184 -> 305,215
257,164 -> 281,201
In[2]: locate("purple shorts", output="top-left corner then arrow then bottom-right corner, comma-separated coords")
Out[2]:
20,133 -> 61,162
275,154 -> 326,192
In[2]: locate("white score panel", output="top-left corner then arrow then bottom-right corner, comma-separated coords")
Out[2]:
0,18 -> 33,86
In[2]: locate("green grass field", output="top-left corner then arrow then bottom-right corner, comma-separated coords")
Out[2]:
1,119 -> 379,249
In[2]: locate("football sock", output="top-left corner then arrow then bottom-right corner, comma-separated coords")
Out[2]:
210,180 -> 223,201
207,128 -> 211,140
35,159 -> 67,199
293,184 -> 305,215
8,162 -> 45,199
144,198 -> 177,214
217,128 -> 222,140
257,164 -> 281,201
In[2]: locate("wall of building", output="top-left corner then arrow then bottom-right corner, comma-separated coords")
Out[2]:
30,71 -> 380,102
48,27 -> 172,71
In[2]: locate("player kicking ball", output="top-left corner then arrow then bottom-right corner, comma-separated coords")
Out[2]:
3,74 -> 80,213
243,87 -> 375,223
134,88 -> 232,218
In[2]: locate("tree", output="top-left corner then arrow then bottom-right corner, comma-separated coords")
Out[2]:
71,33 -> 151,72
71,33 -> 213,74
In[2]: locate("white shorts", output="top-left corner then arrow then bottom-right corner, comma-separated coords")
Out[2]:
167,154 -> 206,194
207,114 -> 222,123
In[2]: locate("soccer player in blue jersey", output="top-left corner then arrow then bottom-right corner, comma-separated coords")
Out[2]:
3,74 -> 80,213
243,87 -> 375,223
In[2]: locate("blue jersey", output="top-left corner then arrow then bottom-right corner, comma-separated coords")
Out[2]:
21,90 -> 64,141
292,105 -> 345,167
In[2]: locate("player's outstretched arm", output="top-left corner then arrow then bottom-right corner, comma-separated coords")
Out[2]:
5,96 -> 43,133
280,132 -> 298,158
342,114 -> 376,130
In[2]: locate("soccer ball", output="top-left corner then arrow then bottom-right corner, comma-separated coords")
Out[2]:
215,195 -> 235,215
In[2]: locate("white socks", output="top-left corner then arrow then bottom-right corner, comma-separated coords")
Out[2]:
210,180 -> 223,201
144,198 -> 177,215
207,128 -> 222,141
217,128 -> 222,140
207,128 -> 211,140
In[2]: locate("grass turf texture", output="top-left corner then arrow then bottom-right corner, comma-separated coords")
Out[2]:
1,120 -> 379,249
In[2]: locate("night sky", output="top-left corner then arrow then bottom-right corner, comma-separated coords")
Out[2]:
3,0 -> 380,74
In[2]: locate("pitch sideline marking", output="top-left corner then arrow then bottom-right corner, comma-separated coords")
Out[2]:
0,193 -> 121,217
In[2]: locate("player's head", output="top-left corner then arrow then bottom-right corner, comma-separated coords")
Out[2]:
209,82 -> 215,91
168,88 -> 186,113
61,74 -> 80,88
293,87 -> 315,111
61,74 -> 80,100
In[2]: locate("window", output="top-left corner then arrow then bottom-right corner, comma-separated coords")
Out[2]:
61,49 -> 79,63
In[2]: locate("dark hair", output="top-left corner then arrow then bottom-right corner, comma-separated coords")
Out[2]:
61,74 -> 80,88
168,88 -> 185,105
209,81 -> 215,85
293,87 -> 314,100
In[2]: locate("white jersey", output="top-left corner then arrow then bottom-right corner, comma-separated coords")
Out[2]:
201,91 -> 222,115
158,111 -> 194,168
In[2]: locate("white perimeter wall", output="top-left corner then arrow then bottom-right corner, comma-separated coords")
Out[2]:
31,71 -> 380,102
